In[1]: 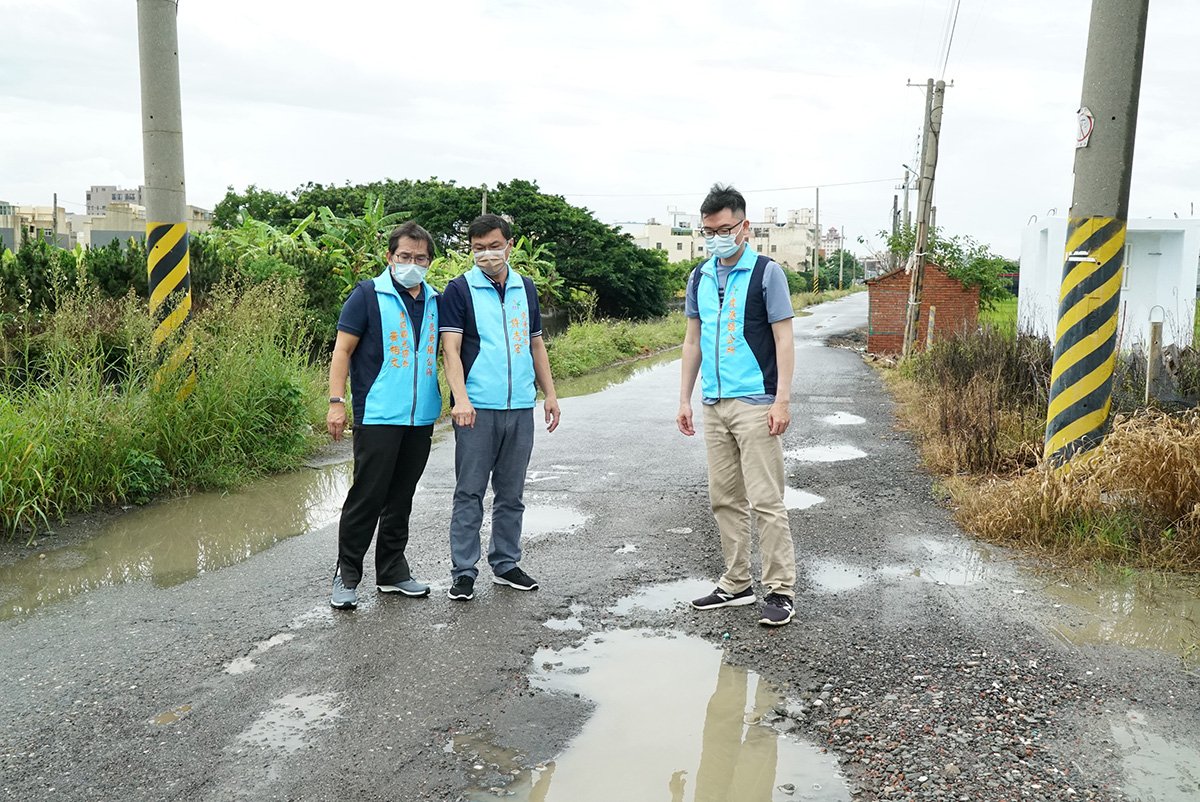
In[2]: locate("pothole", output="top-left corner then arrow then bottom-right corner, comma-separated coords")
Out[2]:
236,692 -> 342,754
463,630 -> 850,800
608,579 -> 714,616
786,445 -> 866,463
482,505 -> 587,539
818,412 -> 865,426
806,539 -> 993,594
785,487 -> 825,510
224,633 -> 297,675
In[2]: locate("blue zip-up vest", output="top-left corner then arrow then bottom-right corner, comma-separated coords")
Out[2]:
464,266 -> 536,410
361,271 -> 442,426
694,248 -> 777,399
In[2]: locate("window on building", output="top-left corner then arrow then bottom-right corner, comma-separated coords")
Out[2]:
656,242 -> 662,249
677,242 -> 683,250
771,245 -> 777,253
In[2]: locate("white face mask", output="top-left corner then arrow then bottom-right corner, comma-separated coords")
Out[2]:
473,249 -> 507,276
704,233 -> 741,259
390,263 -> 427,288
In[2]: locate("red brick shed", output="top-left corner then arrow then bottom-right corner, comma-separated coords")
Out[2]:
866,263 -> 979,354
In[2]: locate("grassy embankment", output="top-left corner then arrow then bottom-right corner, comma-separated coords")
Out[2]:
0,280 -> 327,542
883,295 -> 1200,572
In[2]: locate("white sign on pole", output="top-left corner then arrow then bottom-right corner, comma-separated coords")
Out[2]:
1076,106 -> 1095,149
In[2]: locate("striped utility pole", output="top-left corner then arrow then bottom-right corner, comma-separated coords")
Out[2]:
137,0 -> 194,398
1044,0 -> 1149,466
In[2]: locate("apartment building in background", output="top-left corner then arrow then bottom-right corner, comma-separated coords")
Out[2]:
623,206 -> 818,270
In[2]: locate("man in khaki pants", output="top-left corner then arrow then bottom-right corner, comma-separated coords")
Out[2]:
677,184 -> 797,626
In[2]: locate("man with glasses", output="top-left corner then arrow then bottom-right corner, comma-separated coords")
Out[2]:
327,221 -> 442,610
677,184 -> 797,626
439,213 -> 561,601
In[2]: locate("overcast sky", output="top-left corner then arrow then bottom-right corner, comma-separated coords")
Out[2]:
3,0 -> 1198,257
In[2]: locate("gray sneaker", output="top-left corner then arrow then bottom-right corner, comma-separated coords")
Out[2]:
377,579 -> 431,597
331,575 -> 357,610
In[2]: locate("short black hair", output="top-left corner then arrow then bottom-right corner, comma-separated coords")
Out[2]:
467,213 -> 512,243
700,183 -> 747,217
387,221 -> 435,259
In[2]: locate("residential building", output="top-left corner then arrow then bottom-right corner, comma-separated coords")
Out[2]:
1019,218 -> 1200,349
86,185 -> 145,216
0,202 -> 69,248
623,206 -> 817,270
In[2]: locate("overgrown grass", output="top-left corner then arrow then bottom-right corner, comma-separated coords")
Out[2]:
979,294 -> 1017,337
0,278 -> 325,541
885,320 -> 1200,571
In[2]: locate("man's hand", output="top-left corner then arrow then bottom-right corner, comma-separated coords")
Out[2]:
676,402 -> 695,436
452,399 -> 477,429
326,404 -> 347,441
767,399 -> 791,436
543,396 -> 561,433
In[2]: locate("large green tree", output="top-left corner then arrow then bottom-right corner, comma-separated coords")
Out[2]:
213,178 -> 670,319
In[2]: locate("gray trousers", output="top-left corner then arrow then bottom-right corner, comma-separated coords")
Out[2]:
450,408 -> 534,580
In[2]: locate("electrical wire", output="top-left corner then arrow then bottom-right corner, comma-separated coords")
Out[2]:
561,177 -> 902,199
938,0 -> 963,80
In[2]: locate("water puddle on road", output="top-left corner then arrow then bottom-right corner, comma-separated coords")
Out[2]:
786,445 -> 867,463
1110,709 -> 1200,800
463,630 -> 849,801
818,412 -> 866,426
806,539 -> 992,594
151,704 -> 193,725
237,692 -> 342,754
224,632 -> 297,675
556,349 -> 681,399
785,487 -> 825,510
608,579 -> 714,616
1045,578 -> 1200,655
521,506 -> 588,538
0,462 -> 351,621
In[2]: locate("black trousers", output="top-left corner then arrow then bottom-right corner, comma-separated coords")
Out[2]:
336,423 -> 434,587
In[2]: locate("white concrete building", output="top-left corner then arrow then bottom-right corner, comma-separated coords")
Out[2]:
1019,218 -> 1200,349
86,185 -> 145,216
623,206 -> 817,270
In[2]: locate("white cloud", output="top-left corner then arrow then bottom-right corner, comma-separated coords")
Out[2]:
1,0 -> 1198,257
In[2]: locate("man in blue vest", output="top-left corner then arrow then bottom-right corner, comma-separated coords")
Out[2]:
677,184 -> 797,626
439,213 -> 561,601
327,221 -> 442,610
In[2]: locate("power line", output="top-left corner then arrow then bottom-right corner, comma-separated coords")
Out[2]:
561,177 -> 902,199
938,0 -> 963,79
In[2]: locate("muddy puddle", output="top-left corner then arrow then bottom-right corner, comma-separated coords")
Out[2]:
806,537 -> 993,593
461,629 -> 849,801
1110,709 -> 1200,799
0,462 -> 351,621
556,348 -> 681,399
786,445 -> 866,463
1046,578 -> 1200,656
478,502 -> 587,540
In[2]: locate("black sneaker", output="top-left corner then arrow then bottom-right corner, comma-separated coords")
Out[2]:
448,576 -> 475,601
492,567 -> 539,591
759,592 -> 795,626
691,586 -> 756,610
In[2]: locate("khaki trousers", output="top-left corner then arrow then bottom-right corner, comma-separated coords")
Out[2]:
702,400 -> 796,597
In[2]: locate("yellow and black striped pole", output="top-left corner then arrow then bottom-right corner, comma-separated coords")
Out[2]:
138,0 -> 193,398
1044,218 -> 1125,464
147,221 -> 195,397
1044,0 -> 1148,467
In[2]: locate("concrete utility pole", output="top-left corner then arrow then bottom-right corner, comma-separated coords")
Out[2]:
1044,0 -> 1149,466
138,0 -> 194,397
52,192 -> 58,247
814,187 -> 821,292
901,79 -> 947,359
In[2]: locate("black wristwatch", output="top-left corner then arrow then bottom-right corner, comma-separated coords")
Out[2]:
329,396 -> 345,404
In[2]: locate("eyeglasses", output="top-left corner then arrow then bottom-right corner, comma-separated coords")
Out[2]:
698,219 -> 745,238
394,252 -> 432,266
